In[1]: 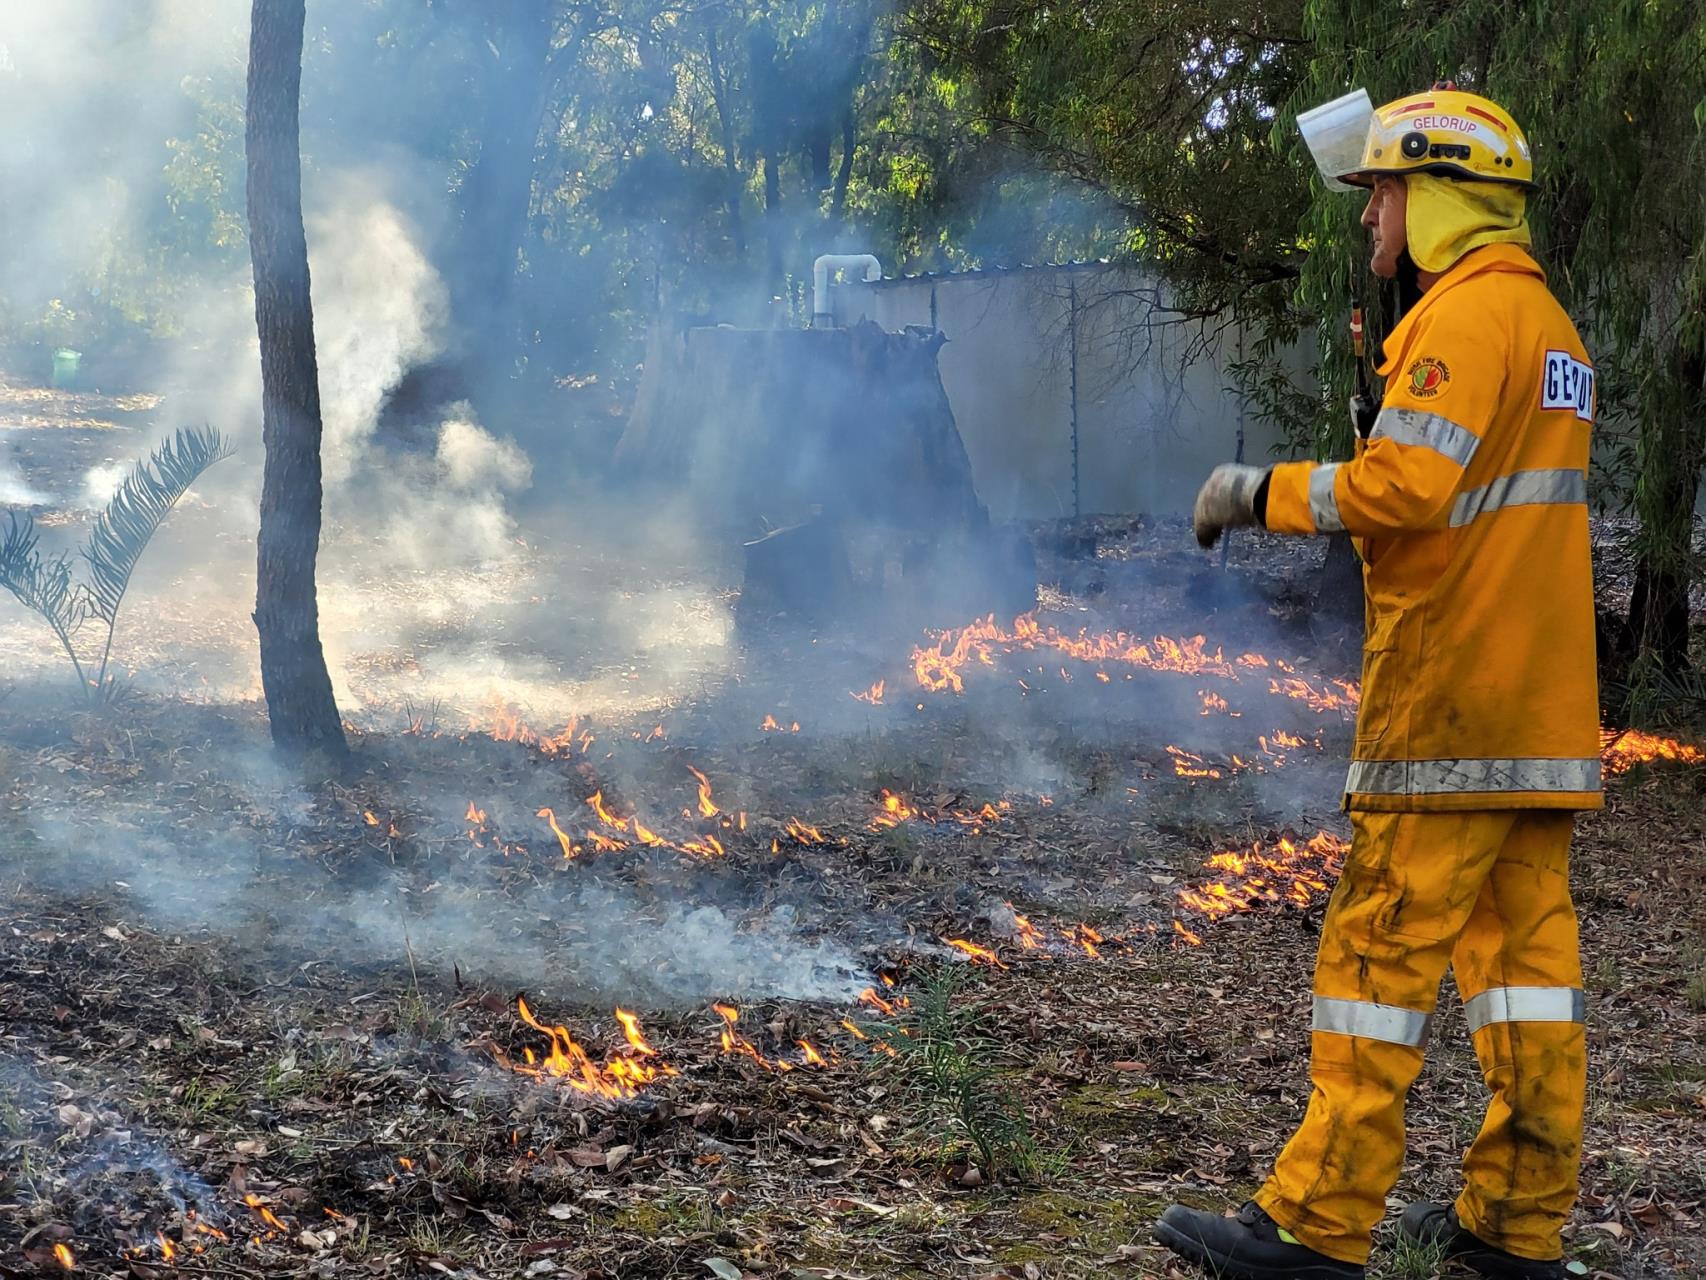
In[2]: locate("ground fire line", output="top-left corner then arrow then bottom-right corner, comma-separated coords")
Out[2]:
477,828 -> 1361,1102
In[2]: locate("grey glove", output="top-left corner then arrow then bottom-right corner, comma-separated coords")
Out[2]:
1192,463 -> 1268,548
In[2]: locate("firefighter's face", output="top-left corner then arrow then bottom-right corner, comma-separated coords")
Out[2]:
1362,175 -> 1407,279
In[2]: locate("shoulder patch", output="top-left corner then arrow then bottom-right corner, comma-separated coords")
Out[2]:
1406,356 -> 1450,398
1540,350 -> 1595,422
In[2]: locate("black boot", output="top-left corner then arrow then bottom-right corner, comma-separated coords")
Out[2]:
1399,1203 -> 1565,1279
1154,1201 -> 1365,1279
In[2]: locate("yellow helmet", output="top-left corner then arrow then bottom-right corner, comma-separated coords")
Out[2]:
1346,86 -> 1534,189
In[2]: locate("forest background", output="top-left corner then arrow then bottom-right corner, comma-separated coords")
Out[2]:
1,0 -> 1701,704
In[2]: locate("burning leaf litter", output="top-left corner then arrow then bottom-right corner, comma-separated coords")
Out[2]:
909,612 -> 1362,715
1176,832 -> 1349,920
510,997 -> 676,1098
1600,727 -> 1706,773
851,679 -> 885,704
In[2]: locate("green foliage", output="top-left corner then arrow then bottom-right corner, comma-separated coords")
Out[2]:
900,0 -> 1309,298
0,427 -> 234,702
0,512 -> 88,691
84,427 -> 234,628
871,966 -> 1041,1181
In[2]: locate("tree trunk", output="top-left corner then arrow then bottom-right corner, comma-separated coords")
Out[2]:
761,148 -> 784,299
746,21 -> 786,298
1627,326 -> 1706,678
830,107 -> 856,225
1313,530 -> 1365,634
446,0 -> 556,388
246,0 -> 348,763
806,128 -> 832,194
705,28 -> 746,254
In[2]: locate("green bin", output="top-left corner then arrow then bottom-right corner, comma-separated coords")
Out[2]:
51,348 -> 82,389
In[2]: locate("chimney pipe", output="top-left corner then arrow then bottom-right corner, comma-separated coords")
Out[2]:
812,254 -> 882,328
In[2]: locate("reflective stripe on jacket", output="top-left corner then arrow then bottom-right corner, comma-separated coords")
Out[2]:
1265,244 -> 1601,812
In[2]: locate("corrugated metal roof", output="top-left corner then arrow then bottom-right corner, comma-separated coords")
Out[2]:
839,259 -> 1126,288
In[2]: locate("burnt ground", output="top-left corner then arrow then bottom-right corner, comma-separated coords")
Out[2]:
1,602 -> 1702,1280
0,708 -> 1701,1280
1,378 -> 1704,1280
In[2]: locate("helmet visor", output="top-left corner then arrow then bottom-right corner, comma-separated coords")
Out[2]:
1297,89 -> 1374,191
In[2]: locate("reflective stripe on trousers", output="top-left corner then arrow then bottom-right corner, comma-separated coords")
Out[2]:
1312,995 -> 1431,1047
1463,985 -> 1585,1033
1346,757 -> 1601,797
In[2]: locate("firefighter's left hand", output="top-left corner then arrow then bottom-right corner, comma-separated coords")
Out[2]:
1192,464 -> 1267,548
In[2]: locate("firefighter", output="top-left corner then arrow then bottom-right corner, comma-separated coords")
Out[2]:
1155,87 -> 1598,1280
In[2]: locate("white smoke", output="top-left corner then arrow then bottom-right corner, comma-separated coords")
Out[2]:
361,408 -> 534,568
80,460 -> 126,507
0,456 -> 48,505
309,179 -> 451,483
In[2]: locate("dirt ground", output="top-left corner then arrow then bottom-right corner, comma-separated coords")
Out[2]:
2,378 -> 1703,1280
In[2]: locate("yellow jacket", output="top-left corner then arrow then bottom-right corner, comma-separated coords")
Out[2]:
1266,244 -> 1601,811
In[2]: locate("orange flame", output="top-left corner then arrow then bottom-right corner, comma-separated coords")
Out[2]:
1173,919 -> 1204,946
851,679 -> 886,705
840,1017 -> 896,1055
1176,832 -> 1350,924
713,1002 -> 775,1069
687,765 -> 720,818
785,818 -> 827,844
1063,923 -> 1103,958
157,1234 -> 176,1262
858,987 -> 898,1016
911,613 -> 1361,717
760,714 -> 801,732
587,790 -> 629,832
870,789 -> 918,829
1006,905 -> 1046,949
536,807 -> 580,859
798,1039 -> 827,1066
944,937 -> 1008,968
481,706 -> 595,756
243,1194 -> 286,1231
513,997 -> 676,1097
678,833 -> 727,858
1600,727 -> 1705,773
1266,674 -> 1360,714
52,1244 -> 75,1271
615,1007 -> 658,1056
1166,745 -> 1223,780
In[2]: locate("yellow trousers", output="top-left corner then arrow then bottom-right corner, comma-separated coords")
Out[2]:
1255,810 -> 1586,1266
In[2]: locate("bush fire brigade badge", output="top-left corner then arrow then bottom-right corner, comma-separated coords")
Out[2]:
1407,356 -> 1450,398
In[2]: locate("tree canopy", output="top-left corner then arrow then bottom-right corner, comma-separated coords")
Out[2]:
1,0 -> 1702,694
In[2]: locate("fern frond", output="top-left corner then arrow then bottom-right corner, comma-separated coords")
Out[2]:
1,511 -> 85,635
0,510 -> 40,599
82,426 -> 236,626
